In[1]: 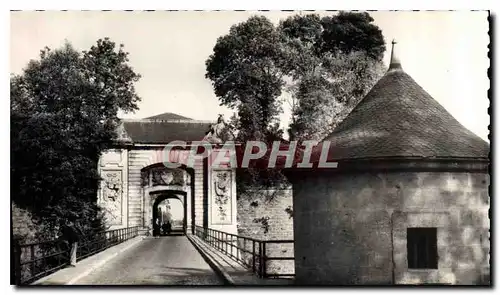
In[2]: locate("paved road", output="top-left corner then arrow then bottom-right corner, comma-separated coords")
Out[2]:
77,236 -> 224,285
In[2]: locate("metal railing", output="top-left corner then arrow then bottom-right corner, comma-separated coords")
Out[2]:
12,226 -> 139,285
194,225 -> 294,279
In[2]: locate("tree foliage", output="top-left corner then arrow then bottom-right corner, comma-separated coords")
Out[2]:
206,11 -> 386,143
205,16 -> 285,141
279,12 -> 386,141
11,39 -> 141,241
288,52 -> 385,141
205,12 -> 386,196
320,12 -> 385,60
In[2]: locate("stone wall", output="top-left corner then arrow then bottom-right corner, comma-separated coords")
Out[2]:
293,171 -> 490,285
237,189 -> 294,277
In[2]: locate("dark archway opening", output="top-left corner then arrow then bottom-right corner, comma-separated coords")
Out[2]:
152,190 -> 187,236
141,163 -> 195,235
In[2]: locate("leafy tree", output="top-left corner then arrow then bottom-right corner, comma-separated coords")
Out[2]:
205,16 -> 291,198
205,16 -> 285,141
278,14 -> 324,80
11,39 -> 141,241
206,12 -> 387,197
287,51 -> 385,141
207,12 -> 386,143
320,12 -> 385,60
279,12 -> 386,141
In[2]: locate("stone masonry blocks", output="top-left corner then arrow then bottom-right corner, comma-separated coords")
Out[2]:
293,171 -> 490,285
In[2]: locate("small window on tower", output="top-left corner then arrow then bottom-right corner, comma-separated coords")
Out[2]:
407,227 -> 438,269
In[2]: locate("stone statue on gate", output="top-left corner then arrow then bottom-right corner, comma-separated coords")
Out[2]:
204,114 -> 232,144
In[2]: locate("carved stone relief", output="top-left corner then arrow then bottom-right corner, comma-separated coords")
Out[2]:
151,167 -> 185,186
212,170 -> 232,224
101,170 -> 123,225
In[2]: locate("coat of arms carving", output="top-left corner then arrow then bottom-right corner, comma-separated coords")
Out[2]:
160,170 -> 174,185
151,167 -> 184,186
212,170 -> 232,224
101,170 -> 123,225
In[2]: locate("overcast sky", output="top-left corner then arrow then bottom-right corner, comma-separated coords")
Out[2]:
10,11 -> 490,141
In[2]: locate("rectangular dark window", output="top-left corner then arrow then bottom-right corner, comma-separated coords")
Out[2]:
407,227 -> 438,269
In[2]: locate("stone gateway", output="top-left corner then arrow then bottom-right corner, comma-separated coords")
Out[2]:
97,114 -> 238,236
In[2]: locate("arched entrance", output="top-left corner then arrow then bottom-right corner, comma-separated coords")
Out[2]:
151,191 -> 187,235
141,163 -> 195,235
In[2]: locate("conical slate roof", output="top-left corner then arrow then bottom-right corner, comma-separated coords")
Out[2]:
312,40 -> 489,162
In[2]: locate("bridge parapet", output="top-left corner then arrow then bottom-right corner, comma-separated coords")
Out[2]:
193,226 -> 294,279
12,226 -> 140,285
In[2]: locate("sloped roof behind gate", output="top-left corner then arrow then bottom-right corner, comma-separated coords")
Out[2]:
115,112 -> 213,144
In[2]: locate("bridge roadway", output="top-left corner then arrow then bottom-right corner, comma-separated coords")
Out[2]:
76,235 -> 224,285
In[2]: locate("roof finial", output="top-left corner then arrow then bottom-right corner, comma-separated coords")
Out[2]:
389,39 -> 402,71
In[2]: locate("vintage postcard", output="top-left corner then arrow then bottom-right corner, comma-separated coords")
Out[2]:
10,10 -> 490,286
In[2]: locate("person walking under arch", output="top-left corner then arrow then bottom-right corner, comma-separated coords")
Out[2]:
162,221 -> 172,235
153,218 -> 160,238
166,220 -> 172,235
161,222 -> 167,236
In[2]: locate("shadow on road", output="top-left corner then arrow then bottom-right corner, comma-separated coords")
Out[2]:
29,267 -> 224,286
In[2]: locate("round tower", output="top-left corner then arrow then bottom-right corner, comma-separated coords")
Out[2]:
287,41 -> 490,285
